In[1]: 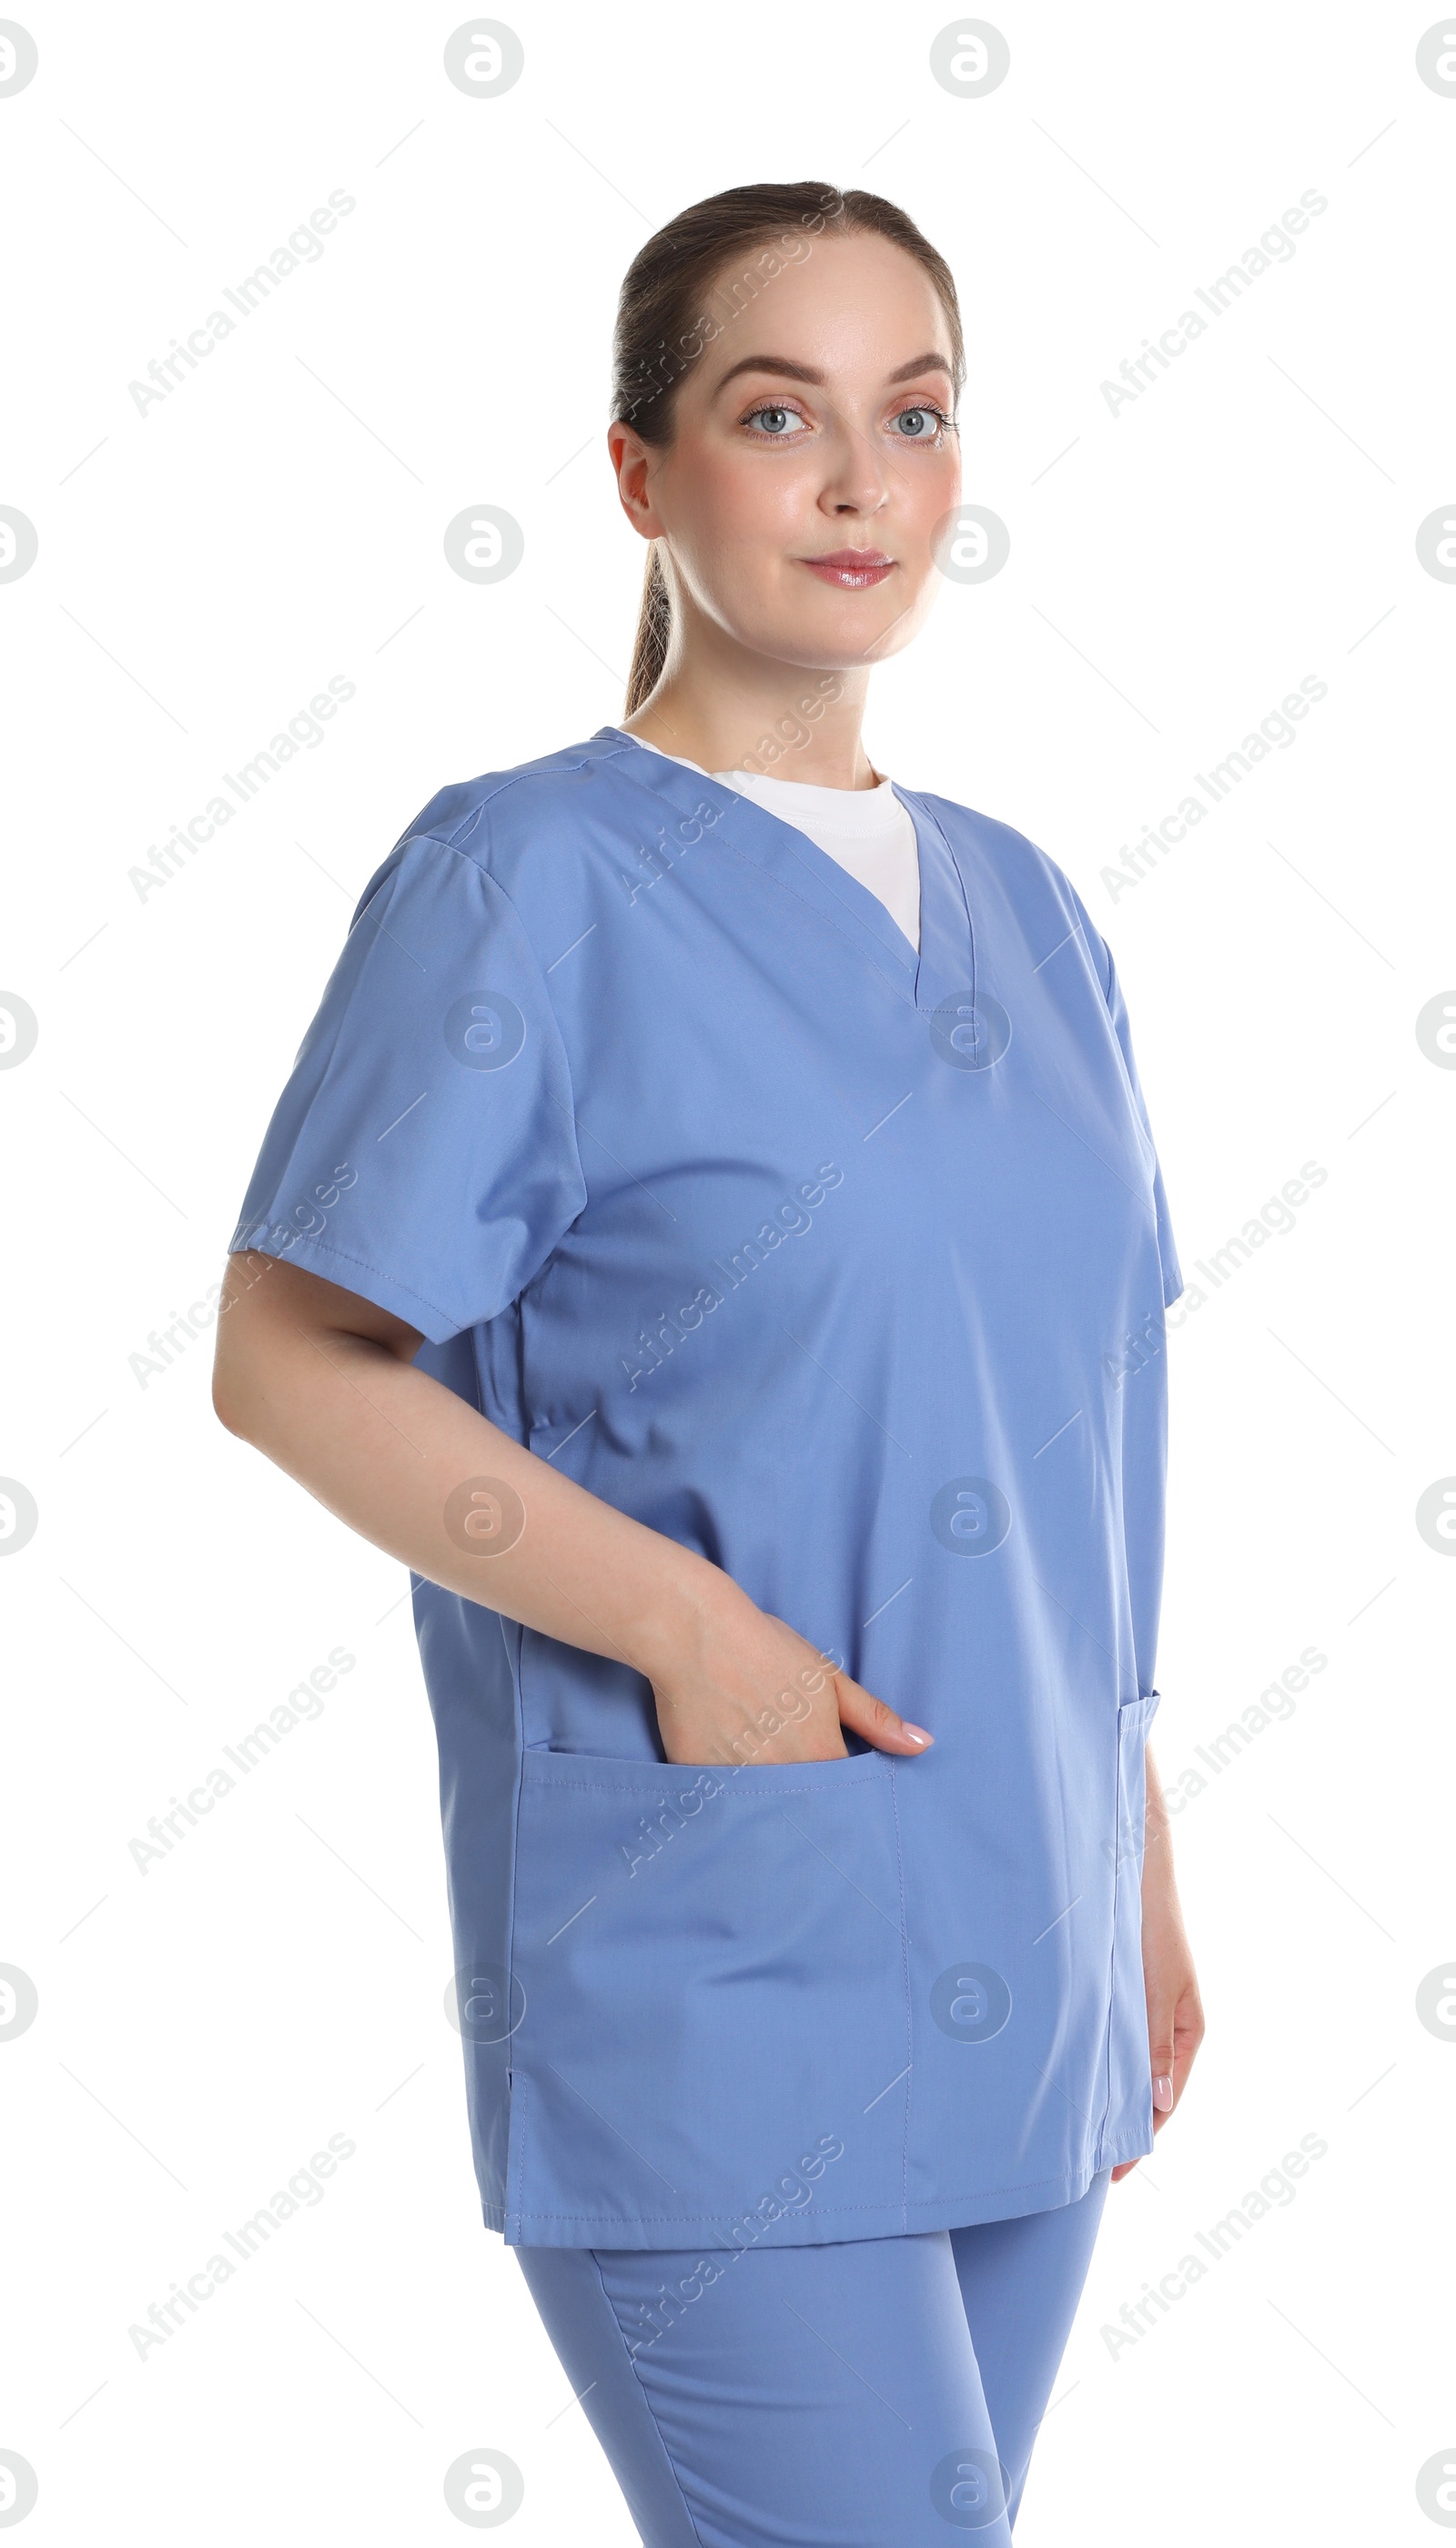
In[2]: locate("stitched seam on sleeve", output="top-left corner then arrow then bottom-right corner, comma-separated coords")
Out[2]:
228,1228 -> 459,1328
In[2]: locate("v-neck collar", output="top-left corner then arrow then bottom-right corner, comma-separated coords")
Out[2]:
587,724 -> 976,1019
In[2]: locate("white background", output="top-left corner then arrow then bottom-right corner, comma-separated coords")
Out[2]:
3,1 -> 1453,2539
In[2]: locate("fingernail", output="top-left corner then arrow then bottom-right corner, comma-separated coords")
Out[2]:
903,1724 -> 934,1746
1152,2075 -> 1174,2110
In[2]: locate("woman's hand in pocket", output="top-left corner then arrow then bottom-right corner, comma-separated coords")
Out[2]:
647,1573 -> 935,1769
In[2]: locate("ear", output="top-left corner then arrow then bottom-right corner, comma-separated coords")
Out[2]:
607,420 -> 663,541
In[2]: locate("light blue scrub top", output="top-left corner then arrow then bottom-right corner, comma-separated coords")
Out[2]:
230,724 -> 1184,2251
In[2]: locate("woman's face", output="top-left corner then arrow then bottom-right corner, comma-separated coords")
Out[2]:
611,230 -> 962,673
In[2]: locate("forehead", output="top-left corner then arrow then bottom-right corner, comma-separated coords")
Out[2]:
689,231 -> 954,400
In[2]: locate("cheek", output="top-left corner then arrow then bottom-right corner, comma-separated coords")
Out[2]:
672,417 -> 829,533
899,444 -> 962,541
696,449 -> 817,550
668,454 -> 814,612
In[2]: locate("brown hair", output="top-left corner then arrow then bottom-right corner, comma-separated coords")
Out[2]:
611,182 -> 966,715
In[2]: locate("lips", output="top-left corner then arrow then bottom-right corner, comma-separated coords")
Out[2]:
799,550 -> 895,589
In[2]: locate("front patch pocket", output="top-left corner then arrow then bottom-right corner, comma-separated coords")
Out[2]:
503,1747 -> 913,2244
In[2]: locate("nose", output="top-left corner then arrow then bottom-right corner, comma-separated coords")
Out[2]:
816,416 -> 893,519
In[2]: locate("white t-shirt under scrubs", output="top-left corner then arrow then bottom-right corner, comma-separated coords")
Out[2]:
634,736 -> 922,954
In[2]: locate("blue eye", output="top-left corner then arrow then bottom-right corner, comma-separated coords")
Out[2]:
895,406 -> 947,439
745,405 -> 806,437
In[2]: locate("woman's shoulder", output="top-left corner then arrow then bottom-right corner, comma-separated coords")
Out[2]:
352,730 -> 640,926
404,729 -> 628,855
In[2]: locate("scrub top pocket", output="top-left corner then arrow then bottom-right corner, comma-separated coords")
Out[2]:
502,1747 -> 915,2247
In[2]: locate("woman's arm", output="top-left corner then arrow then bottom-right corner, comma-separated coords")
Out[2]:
211,1252 -> 933,1771
1109,1743 -> 1205,2181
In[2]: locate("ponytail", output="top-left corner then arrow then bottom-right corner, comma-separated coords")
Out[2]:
625,542 -> 672,718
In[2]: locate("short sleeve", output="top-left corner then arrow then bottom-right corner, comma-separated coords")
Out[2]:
1066,883 -> 1185,1310
228,835 -> 589,1342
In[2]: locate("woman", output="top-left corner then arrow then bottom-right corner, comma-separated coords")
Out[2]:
214,183 -> 1203,2546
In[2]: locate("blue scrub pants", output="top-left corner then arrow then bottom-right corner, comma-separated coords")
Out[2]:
513,2169 -> 1111,2545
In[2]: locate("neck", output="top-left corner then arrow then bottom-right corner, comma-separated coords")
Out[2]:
621,617 -> 879,790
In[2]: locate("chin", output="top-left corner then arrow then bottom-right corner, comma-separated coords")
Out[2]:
739,593 -> 928,672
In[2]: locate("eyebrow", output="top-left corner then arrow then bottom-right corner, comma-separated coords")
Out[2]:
712,351 -> 955,397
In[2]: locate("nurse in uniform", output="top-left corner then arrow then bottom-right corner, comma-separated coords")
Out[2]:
214,181 -> 1205,2545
